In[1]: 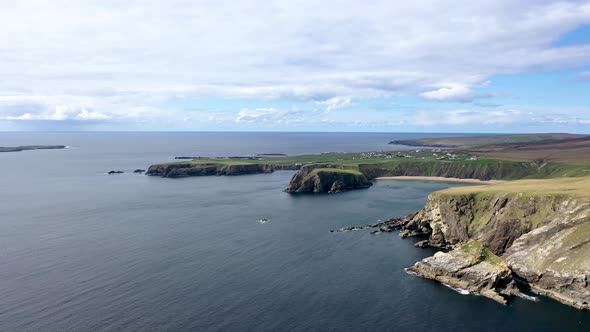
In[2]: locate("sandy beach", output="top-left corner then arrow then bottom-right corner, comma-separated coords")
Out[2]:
374,176 -> 506,185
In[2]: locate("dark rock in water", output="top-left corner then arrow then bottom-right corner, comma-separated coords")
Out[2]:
415,240 -> 430,248
108,170 -> 124,174
337,215 -> 415,234
134,169 -> 146,173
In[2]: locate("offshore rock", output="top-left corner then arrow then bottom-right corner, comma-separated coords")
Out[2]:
285,165 -> 372,194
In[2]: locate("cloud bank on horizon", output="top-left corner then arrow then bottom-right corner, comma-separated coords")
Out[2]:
0,0 -> 589,132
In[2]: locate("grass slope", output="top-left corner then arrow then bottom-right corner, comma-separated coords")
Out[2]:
439,176 -> 590,198
390,133 -> 583,148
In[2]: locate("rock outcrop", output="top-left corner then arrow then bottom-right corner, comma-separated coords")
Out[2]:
400,187 -> 590,309
285,165 -> 372,194
408,240 -> 519,304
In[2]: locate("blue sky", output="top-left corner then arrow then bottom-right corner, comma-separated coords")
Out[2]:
0,1 -> 589,133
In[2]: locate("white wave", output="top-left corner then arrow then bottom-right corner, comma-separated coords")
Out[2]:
257,219 -> 270,224
442,283 -> 470,295
404,268 -> 418,276
518,293 -> 538,302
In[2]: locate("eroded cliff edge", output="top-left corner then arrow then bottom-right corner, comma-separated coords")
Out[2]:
399,177 -> 590,308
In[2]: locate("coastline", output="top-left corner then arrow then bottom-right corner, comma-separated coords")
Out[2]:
374,176 -> 505,184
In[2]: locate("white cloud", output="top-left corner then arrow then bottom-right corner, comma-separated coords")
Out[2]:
316,97 -> 353,112
419,85 -> 494,102
0,1 -> 590,127
235,108 -> 297,123
414,109 -> 523,126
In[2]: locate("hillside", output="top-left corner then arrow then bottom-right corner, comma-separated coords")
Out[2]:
467,136 -> 590,164
389,133 -> 583,148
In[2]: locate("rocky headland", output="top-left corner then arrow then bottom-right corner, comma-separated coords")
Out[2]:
285,165 -> 372,194
146,161 -> 299,178
377,177 -> 590,308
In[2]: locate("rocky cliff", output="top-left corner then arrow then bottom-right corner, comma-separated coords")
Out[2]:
400,178 -> 590,309
285,165 -> 372,194
146,162 -> 298,178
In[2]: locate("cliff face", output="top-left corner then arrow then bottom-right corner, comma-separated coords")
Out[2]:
358,160 -> 560,181
408,192 -> 568,254
285,165 -> 372,194
404,189 -> 590,309
146,163 -> 298,178
503,198 -> 590,309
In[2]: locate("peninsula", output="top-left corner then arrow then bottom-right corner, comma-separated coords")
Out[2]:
146,133 -> 590,193
0,145 -> 66,152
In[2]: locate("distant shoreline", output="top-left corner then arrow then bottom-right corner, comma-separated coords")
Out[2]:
375,176 -> 505,184
0,145 -> 66,153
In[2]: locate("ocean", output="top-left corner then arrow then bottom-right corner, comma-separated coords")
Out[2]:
0,132 -> 588,331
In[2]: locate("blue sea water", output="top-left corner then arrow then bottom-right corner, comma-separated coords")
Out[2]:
0,132 -> 589,331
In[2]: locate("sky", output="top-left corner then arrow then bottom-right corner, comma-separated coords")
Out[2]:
0,0 -> 589,133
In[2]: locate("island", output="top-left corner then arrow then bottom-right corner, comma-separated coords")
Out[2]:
0,145 -> 66,152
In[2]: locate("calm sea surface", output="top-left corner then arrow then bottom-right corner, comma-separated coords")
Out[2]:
0,132 -> 589,331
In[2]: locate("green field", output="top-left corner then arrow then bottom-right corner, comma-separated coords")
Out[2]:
150,146 -> 590,181
440,176 -> 590,198
389,133 -> 583,148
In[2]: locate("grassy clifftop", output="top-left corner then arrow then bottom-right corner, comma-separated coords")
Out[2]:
148,151 -> 590,181
438,176 -> 590,197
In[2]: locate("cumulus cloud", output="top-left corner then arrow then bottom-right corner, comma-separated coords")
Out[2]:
419,85 -> 494,102
0,1 -> 590,128
316,97 -> 353,112
235,108 -> 298,123
414,109 -> 523,126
